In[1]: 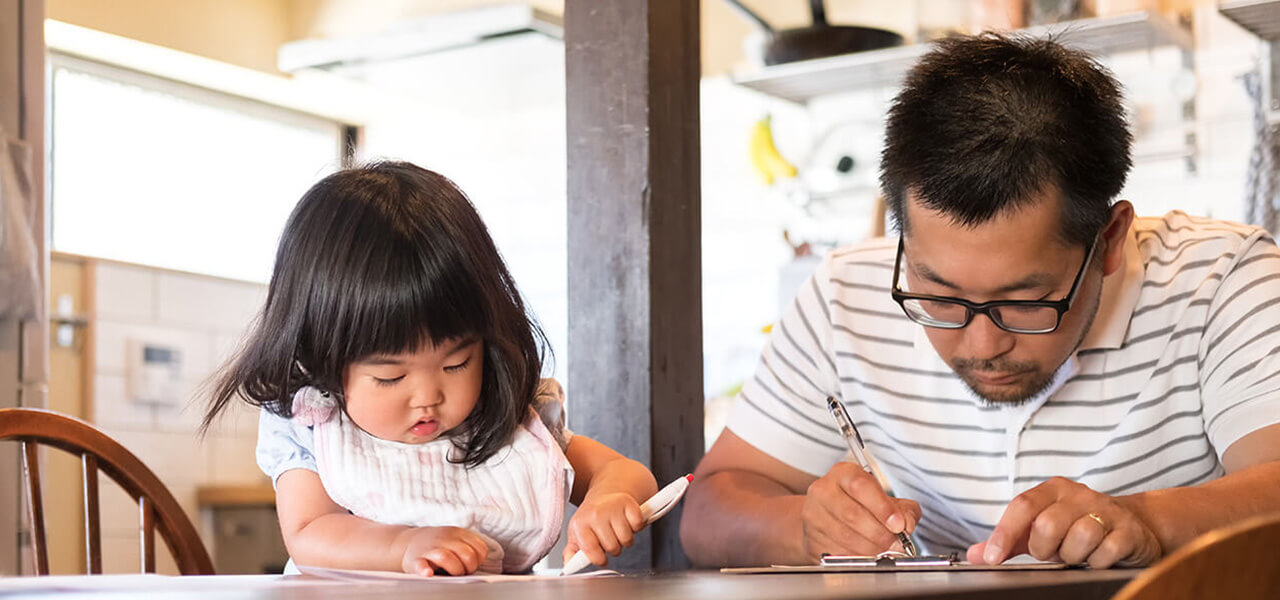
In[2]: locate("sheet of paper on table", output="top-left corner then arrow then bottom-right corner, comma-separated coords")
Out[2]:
721,553 -> 1083,574
296,564 -> 621,583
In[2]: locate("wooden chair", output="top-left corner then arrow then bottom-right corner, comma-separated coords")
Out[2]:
0,407 -> 215,575
1111,512 -> 1280,600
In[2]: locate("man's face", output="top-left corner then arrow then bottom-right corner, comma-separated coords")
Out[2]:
900,189 -> 1107,405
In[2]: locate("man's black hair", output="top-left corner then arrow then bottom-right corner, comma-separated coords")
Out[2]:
881,33 -> 1132,246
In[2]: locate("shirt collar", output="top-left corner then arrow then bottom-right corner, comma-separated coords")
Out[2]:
909,222 -> 1143,353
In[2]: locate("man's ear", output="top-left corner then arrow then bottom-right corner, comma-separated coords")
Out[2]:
1101,201 -> 1135,276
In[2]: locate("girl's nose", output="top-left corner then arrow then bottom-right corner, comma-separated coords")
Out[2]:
410,385 -> 444,408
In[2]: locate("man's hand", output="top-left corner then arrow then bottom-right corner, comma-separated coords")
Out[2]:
969,477 -> 1162,568
800,462 -> 921,560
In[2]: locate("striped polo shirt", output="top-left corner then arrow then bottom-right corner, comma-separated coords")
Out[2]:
725,211 -> 1280,555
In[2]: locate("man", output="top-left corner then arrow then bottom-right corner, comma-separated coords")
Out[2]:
681,34 -> 1280,569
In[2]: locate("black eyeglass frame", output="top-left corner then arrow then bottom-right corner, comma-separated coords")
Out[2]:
889,236 -> 1098,334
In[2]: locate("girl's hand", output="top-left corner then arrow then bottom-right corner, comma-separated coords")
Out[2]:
562,492 -> 647,567
399,526 -> 490,576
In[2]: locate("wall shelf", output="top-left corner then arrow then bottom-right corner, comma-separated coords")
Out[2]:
1220,0 -> 1280,40
733,11 -> 1193,104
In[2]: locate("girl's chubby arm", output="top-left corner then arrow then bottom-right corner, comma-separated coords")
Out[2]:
561,436 -> 660,567
275,469 -> 489,576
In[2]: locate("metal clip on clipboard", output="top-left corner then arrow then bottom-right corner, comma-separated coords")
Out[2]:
821,551 -> 960,568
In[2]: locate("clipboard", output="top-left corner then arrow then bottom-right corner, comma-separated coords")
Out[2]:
720,552 -> 1085,574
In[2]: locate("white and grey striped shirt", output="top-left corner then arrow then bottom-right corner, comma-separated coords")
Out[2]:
725,211 -> 1280,555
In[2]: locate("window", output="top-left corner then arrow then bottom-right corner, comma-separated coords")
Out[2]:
49,54 -> 346,282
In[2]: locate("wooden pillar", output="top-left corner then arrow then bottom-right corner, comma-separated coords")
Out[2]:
0,0 -> 46,575
565,0 -> 703,571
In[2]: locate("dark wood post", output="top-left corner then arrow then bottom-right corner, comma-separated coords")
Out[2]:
564,0 -> 703,571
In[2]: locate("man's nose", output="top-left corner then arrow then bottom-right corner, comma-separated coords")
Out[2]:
963,313 -> 1015,361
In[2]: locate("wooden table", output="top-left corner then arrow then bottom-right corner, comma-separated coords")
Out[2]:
0,568 -> 1138,599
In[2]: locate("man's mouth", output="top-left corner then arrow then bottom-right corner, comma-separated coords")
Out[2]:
967,370 -> 1025,386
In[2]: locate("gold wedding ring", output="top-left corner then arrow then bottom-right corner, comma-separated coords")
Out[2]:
1085,512 -> 1106,530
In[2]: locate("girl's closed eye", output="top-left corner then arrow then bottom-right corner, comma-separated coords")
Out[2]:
444,357 -> 472,373
373,374 -> 406,387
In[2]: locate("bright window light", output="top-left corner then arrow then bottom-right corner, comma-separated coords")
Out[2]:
50,55 -> 344,282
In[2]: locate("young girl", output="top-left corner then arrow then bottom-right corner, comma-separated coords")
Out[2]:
202,162 -> 658,576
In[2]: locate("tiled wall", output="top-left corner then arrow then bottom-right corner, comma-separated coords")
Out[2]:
90,260 -> 266,574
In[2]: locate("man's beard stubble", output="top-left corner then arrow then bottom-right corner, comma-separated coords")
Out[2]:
949,281 -> 1101,407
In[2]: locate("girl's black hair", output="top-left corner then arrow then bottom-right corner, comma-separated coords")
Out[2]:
202,161 -> 549,467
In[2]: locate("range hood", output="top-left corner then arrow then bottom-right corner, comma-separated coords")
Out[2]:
278,4 -> 562,73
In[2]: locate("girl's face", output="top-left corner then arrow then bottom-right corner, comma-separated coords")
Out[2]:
342,337 -> 485,444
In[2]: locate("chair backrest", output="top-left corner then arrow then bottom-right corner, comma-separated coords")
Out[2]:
1111,512 -> 1280,600
0,408 -> 215,575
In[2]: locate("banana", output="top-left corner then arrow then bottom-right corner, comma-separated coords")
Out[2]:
749,115 -> 798,186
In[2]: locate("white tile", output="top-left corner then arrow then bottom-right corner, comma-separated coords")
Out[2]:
211,332 -> 249,370
195,397 -> 259,439
155,273 -> 265,334
106,430 -> 210,489
94,263 -> 155,322
92,372 -> 155,431
94,321 -> 214,378
209,435 -> 270,486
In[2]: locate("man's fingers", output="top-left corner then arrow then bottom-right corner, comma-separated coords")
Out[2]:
1026,501 -> 1080,561
1058,513 -> 1108,564
836,463 -> 905,533
966,541 -> 986,564
985,480 -> 1062,564
894,498 -> 923,533
1086,531 -> 1133,569
815,494 -> 893,554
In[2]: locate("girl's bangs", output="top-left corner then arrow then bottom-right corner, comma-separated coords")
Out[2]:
324,231 -> 488,364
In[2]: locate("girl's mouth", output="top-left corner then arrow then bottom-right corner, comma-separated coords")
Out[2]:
411,419 -> 439,437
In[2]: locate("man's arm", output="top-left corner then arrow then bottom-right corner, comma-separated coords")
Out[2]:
972,423 -> 1280,567
1124,423 -> 1280,550
680,430 -> 920,567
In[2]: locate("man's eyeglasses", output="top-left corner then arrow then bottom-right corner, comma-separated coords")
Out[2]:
890,236 -> 1097,335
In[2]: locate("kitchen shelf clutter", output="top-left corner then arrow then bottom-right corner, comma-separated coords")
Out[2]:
733,11 -> 1193,104
1220,0 -> 1280,40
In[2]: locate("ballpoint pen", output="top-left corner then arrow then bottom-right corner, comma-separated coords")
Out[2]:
825,396 -> 917,557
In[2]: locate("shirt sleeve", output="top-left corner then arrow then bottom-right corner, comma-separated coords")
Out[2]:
724,255 -> 848,477
533,377 -> 573,451
1200,230 -> 1280,462
256,408 -> 318,487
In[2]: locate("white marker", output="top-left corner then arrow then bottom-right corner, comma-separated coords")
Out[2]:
560,474 -> 694,575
